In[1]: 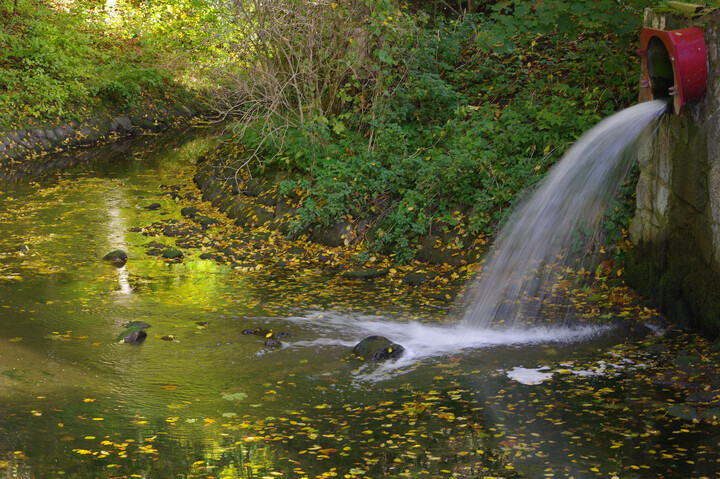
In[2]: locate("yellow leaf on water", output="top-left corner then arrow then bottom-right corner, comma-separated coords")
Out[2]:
8,337 -> 22,342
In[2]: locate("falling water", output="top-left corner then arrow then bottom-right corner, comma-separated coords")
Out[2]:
459,100 -> 668,329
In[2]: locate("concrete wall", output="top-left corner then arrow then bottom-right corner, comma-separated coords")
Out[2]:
627,8 -> 720,336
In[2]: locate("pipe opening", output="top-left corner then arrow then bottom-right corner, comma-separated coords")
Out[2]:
646,36 -> 674,101
639,27 -> 707,114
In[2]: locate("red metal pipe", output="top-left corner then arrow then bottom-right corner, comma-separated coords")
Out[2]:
639,27 -> 707,114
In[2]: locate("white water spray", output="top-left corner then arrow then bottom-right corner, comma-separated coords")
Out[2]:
459,100 -> 668,329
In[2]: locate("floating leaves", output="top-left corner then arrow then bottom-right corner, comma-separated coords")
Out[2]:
222,392 -> 248,402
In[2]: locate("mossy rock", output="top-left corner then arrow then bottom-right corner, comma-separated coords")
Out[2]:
673,355 -> 703,372
401,271 -> 439,286
181,206 -> 200,219
666,404 -> 701,421
162,247 -> 184,259
352,336 -> 405,361
103,249 -> 128,266
194,215 -> 218,229
117,326 -> 147,343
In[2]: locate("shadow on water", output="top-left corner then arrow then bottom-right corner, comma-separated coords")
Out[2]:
0,124 -> 221,181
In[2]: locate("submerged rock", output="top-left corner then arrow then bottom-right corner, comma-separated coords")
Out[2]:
242,328 -> 293,340
103,249 -> 128,267
264,339 -> 282,349
352,336 -> 405,361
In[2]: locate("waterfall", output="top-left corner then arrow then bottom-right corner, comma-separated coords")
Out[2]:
459,100 -> 668,329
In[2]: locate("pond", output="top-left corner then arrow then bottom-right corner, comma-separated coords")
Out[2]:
1,126 -> 719,478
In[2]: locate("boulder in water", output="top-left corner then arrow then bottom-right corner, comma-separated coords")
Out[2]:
118,321 -> 151,344
117,327 -> 147,344
352,336 -> 405,361
103,250 -> 127,267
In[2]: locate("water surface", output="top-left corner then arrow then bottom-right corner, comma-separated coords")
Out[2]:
0,124 -> 718,479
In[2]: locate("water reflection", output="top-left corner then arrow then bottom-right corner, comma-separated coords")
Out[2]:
115,265 -> 132,295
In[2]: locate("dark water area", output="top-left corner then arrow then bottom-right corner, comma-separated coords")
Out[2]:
1,126 -> 719,478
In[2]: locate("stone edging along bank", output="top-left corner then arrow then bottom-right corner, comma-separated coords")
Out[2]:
0,105 -> 200,165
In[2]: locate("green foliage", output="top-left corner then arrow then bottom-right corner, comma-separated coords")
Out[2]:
475,0 -> 650,53
0,0 -> 659,262
231,0 -> 654,261
0,0 -> 218,130
598,165 -> 641,258
215,0 -> 425,170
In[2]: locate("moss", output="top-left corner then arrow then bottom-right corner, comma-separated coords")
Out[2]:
652,2 -> 715,18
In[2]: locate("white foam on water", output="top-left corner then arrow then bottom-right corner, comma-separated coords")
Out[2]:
505,366 -> 553,385
283,311 -> 615,379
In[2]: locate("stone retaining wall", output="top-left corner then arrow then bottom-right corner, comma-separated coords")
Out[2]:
0,106 -> 199,165
626,7 -> 720,337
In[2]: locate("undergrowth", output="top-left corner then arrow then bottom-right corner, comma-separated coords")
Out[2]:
0,0 -> 216,131
226,0 -> 658,262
